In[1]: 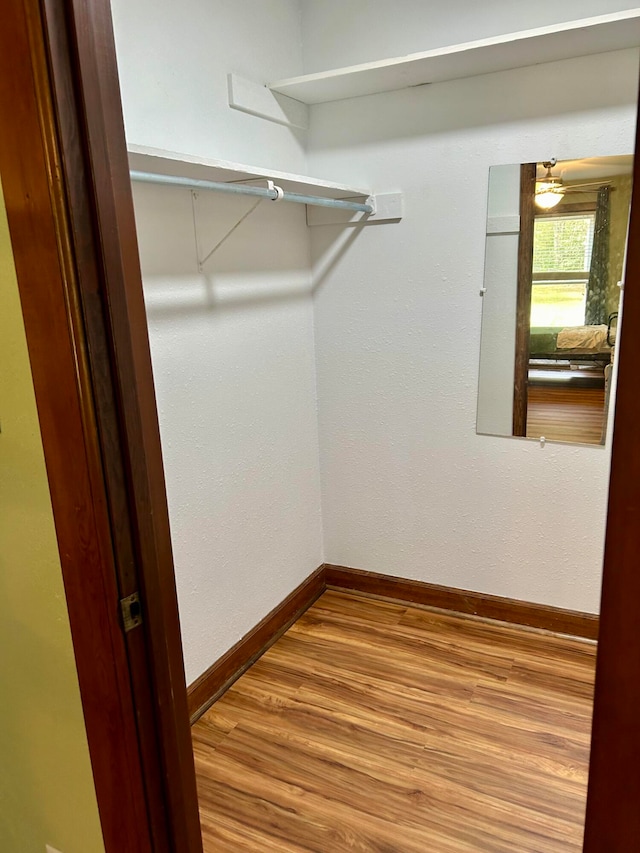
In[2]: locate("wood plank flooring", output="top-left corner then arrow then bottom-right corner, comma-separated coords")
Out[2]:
192,590 -> 596,852
526,386 -> 605,444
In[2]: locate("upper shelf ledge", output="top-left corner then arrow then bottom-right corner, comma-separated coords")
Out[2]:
268,10 -> 640,105
127,145 -> 370,199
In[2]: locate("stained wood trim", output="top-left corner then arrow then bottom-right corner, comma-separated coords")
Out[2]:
188,566 -> 325,722
513,162 -> 536,436
37,0 -> 204,850
325,564 -> 599,640
583,78 -> 640,850
38,8 -> 174,852
0,3 -> 151,850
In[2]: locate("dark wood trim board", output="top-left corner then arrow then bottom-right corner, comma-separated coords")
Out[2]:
39,3 -> 200,850
188,566 -> 325,722
513,162 -> 536,437
0,4 -> 154,851
583,73 -> 640,851
325,564 -> 598,640
43,0 -> 203,848
1,0 -> 202,849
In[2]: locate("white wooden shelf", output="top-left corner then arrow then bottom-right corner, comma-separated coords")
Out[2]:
127,145 -> 370,199
268,10 -> 640,105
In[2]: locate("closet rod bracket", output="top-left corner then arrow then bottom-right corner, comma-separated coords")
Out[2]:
268,180 -> 285,201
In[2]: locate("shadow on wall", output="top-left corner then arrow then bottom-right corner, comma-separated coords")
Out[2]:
133,181 -> 315,317
132,169 -> 409,311
311,219 -> 403,295
142,271 -> 315,318
309,50 -> 640,151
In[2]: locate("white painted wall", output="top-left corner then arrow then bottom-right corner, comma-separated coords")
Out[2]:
112,0 -> 323,684
134,182 -> 322,683
301,0 -> 640,73
308,49 -> 639,613
111,0 -> 307,174
476,164 -> 520,436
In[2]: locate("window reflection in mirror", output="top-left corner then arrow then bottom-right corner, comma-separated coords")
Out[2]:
477,155 -> 633,445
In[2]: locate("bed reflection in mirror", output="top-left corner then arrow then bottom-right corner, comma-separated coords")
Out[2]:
477,155 -> 633,445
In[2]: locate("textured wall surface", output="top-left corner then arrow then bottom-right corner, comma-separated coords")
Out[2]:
301,0 -> 640,73
308,49 -> 639,614
134,182 -> 323,684
111,0 -> 307,173
113,1 -> 639,683
114,0 -> 323,684
0,185 -> 104,852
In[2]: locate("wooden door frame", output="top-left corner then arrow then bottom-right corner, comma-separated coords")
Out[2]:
512,162 -> 536,437
0,1 -> 201,850
583,104 -> 640,849
1,0 -> 640,849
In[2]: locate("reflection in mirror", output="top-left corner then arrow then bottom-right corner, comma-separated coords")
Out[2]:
477,156 -> 633,445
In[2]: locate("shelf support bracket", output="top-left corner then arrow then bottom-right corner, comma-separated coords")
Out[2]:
191,190 -> 264,271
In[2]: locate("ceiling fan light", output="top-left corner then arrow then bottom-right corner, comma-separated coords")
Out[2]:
535,162 -> 564,209
535,188 -> 564,209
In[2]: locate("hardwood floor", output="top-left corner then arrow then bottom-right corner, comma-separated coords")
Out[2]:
526,386 -> 605,444
192,590 -> 596,852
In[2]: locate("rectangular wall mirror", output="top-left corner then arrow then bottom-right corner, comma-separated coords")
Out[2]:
477,155 -> 633,445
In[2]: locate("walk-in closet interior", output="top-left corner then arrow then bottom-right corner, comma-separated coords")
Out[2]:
111,1 -> 640,849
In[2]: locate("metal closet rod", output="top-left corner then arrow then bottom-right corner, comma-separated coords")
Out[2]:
129,170 -> 374,213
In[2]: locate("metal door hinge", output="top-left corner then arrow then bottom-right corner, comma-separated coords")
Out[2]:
120,591 -> 143,632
